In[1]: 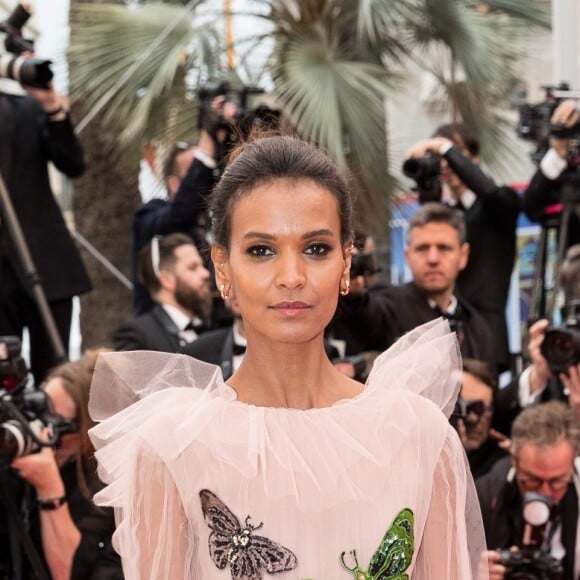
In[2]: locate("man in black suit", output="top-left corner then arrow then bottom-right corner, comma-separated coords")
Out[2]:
0,83 -> 91,384
114,233 -> 211,352
406,124 -> 520,372
340,203 -> 494,368
478,402 -> 580,580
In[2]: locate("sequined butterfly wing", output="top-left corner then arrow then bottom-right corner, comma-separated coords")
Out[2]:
341,508 -> 414,580
200,489 -> 243,570
199,489 -> 298,580
367,508 -> 414,580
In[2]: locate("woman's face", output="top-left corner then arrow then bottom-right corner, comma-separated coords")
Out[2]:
44,377 -> 80,466
215,178 -> 351,347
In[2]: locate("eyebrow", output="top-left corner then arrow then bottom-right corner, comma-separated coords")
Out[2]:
242,229 -> 335,240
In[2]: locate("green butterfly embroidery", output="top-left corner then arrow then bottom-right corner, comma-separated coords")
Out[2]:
340,508 -> 414,580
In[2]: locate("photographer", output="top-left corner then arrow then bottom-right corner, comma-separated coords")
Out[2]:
523,99 -> 580,247
494,245 -> 580,435
477,401 -> 580,580
131,98 -> 238,316
5,350 -> 122,580
0,77 -> 91,385
405,124 -> 520,372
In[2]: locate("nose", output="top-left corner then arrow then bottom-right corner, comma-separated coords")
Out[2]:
426,246 -> 440,263
275,252 -> 306,290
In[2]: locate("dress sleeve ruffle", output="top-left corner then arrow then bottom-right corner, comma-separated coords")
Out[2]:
366,317 -> 461,418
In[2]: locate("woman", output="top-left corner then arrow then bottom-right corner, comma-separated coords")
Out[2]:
90,134 -> 487,579
12,350 -> 123,580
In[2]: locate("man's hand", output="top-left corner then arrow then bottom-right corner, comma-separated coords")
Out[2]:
22,81 -> 67,121
405,137 -> 452,159
527,319 -> 552,393
549,100 -> 579,160
485,550 -> 507,580
11,433 -> 65,499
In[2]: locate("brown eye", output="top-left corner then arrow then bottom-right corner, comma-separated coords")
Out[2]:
247,245 -> 274,257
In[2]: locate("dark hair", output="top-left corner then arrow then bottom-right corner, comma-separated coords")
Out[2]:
462,358 -> 498,391
138,232 -> 194,293
433,123 -> 479,158
209,134 -> 354,249
407,202 -> 467,245
163,141 -> 193,184
46,348 -> 111,499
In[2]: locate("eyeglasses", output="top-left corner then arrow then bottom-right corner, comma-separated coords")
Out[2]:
453,398 -> 492,419
516,470 -> 573,492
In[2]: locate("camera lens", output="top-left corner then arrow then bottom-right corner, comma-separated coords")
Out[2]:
0,420 -> 32,465
541,329 -> 578,374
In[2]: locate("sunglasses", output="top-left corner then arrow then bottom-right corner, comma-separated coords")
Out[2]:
453,398 -> 492,420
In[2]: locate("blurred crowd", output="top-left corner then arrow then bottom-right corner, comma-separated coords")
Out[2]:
1,76 -> 580,579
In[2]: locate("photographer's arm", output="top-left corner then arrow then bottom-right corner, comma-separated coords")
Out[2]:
559,364 -> 580,417
137,133 -> 216,240
24,83 -> 85,178
522,101 -> 578,222
11,447 -> 81,580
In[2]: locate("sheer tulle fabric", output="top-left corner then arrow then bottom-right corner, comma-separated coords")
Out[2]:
89,319 -> 488,579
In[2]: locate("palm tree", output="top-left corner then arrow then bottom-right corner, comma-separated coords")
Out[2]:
67,0 -> 549,344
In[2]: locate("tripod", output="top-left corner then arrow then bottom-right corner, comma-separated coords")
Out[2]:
528,192 -> 580,324
0,168 -> 67,368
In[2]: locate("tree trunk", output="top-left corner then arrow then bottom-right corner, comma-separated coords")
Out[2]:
69,0 -> 140,349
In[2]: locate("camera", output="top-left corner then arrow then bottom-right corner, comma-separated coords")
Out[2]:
350,251 -> 380,278
401,152 -> 443,203
496,492 -> 563,580
541,300 -> 580,375
0,336 -> 74,467
0,3 -> 53,88
517,83 -> 580,164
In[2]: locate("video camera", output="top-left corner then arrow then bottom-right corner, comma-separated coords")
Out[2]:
541,300 -> 580,376
197,81 -> 281,168
401,152 -> 443,203
516,83 -> 580,164
0,336 -> 74,468
0,2 -> 53,89
497,492 -> 563,580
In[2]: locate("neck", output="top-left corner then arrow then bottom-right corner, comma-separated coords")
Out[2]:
227,335 -> 362,409
156,295 -> 193,319
427,289 -> 454,312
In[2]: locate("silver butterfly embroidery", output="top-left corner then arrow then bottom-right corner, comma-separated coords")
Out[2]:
199,489 -> 298,579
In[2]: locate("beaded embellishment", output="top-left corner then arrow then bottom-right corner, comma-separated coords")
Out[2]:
199,489 -> 298,579
340,508 -> 414,579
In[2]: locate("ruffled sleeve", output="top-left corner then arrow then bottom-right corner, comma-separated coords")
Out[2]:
366,318 -> 462,418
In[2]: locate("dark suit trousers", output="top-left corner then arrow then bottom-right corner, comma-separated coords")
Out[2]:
0,258 -> 72,385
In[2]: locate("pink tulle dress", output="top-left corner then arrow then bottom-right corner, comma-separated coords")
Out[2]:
89,319 -> 487,579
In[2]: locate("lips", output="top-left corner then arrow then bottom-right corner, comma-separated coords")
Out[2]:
269,301 -> 311,316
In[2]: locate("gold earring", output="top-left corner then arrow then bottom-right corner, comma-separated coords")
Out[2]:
219,284 -> 229,300
340,278 -> 350,296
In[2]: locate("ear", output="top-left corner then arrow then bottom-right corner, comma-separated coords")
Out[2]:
342,240 -> 353,279
211,245 -> 231,292
459,242 -> 470,271
157,269 -> 175,292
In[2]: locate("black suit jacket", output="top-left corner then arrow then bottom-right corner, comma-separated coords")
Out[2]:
443,147 -> 520,371
131,158 -> 216,315
113,304 -> 186,352
476,456 -> 578,580
0,93 -> 91,301
183,327 -> 235,379
339,282 -> 495,369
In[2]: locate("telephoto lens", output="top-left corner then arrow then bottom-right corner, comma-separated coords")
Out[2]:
0,54 -> 53,88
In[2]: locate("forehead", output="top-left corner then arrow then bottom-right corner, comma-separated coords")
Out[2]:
517,440 -> 575,470
230,178 -> 341,236
461,372 -> 493,403
44,377 -> 76,418
408,222 -> 461,246
174,244 -> 201,262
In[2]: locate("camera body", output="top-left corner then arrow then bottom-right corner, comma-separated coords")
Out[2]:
0,336 -> 72,467
0,3 -> 53,88
517,83 -> 580,164
541,300 -> 580,375
496,547 -> 563,580
401,152 -> 443,203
